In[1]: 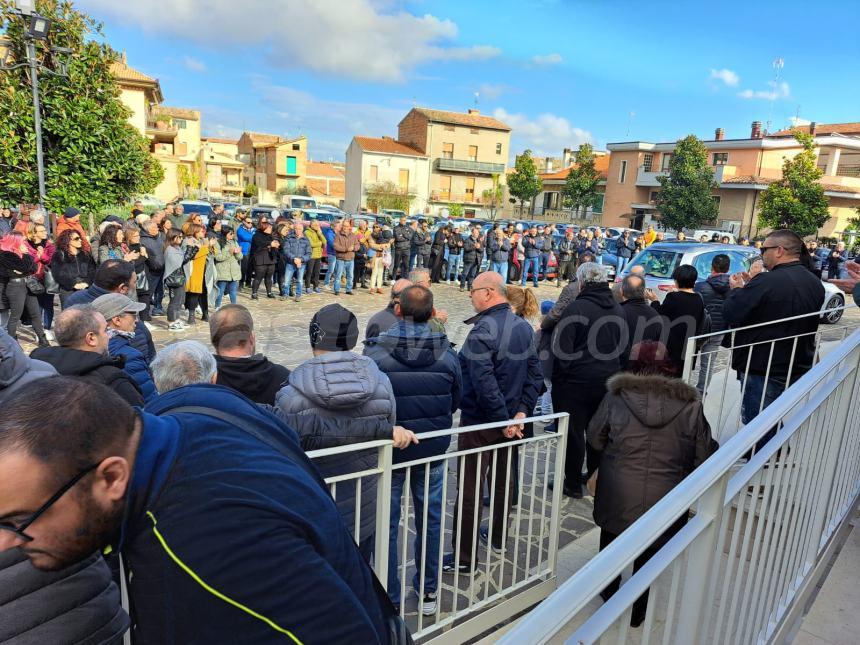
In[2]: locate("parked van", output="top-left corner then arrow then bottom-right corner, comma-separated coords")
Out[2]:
281,195 -> 317,210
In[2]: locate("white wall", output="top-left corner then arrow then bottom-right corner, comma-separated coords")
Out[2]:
345,140 -> 431,214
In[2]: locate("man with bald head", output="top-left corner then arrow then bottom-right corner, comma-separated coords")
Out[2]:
365,278 -> 412,339
723,229 -> 825,444
443,271 -> 543,572
619,274 -> 665,366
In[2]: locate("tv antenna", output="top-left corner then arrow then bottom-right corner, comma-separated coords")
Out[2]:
766,57 -> 784,134
626,111 -> 636,138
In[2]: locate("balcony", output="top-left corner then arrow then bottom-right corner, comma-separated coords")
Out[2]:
434,157 -> 505,175
635,165 -> 668,186
429,191 -> 484,205
145,118 -> 178,142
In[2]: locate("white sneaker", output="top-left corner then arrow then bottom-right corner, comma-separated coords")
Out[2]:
417,590 -> 437,616
44,330 -> 55,342
168,322 -> 184,332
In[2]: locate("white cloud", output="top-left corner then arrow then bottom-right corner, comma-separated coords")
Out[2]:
492,108 -> 592,157
182,56 -> 206,72
531,53 -> 563,66
79,0 -> 500,82
738,81 -> 790,100
709,68 -> 739,87
476,83 -> 508,101
789,116 -> 811,127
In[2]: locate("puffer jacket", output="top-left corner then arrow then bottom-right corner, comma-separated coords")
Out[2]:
236,225 -> 255,255
446,234 -> 464,255
274,352 -> 395,544
0,549 -> 129,644
488,237 -> 510,263
109,334 -> 157,403
139,228 -> 165,274
587,373 -> 717,535
282,232 -> 311,263
393,224 -> 413,251
462,236 -> 482,264
694,272 -> 731,333
364,321 -> 462,463
305,227 -> 325,259
556,237 -> 577,262
214,238 -> 243,282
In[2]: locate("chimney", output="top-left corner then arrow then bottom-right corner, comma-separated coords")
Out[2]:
467,109 -> 480,115
751,121 -> 762,139
809,121 -> 817,136
715,128 -> 725,141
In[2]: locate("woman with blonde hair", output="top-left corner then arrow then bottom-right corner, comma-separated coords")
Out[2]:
506,284 -> 539,321
183,223 -> 214,324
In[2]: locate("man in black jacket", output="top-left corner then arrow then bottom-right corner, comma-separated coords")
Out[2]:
693,253 -> 730,393
139,218 -> 166,316
31,305 -> 144,406
551,262 -> 625,497
460,226 -> 483,291
392,215 -> 413,280
618,274 -> 665,367
723,230 -> 824,439
409,220 -> 424,269
556,228 -> 577,286
209,304 -> 291,405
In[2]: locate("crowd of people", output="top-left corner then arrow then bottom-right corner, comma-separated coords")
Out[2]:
1,196 -> 859,642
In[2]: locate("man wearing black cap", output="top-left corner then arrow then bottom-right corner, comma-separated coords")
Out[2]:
55,207 -> 91,253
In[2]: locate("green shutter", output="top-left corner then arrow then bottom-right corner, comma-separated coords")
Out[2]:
286,156 -> 297,175
593,193 -> 604,214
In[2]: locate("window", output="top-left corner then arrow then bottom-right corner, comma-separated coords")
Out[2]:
631,249 -> 682,278
468,145 -> 478,162
643,153 -> 654,172
369,165 -> 378,181
693,251 -> 723,278
439,176 -> 451,200
399,169 -> 409,191
470,128 -> 479,134
592,193 -> 604,214
442,143 -> 454,159
713,152 -> 728,166
649,190 -> 660,203
286,156 -> 297,175
496,143 -> 502,155
292,143 -> 301,151
661,154 -> 672,171
619,160 -> 628,183
465,177 -> 475,201
444,125 -> 455,132
174,119 -> 187,129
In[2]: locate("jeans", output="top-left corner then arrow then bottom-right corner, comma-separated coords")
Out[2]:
167,286 -> 185,323
539,253 -> 551,280
595,253 -> 604,265
215,280 -> 238,308
305,258 -> 321,290
521,257 -> 540,286
557,259 -> 574,285
491,261 -> 508,281
409,249 -> 419,270
695,335 -> 724,394
446,254 -> 462,282
332,259 -> 354,294
394,249 -> 410,280
388,463 -> 445,603
283,263 -> 306,297
3,279 -> 45,340
738,372 -> 788,451
152,273 -> 165,311
36,292 -> 55,330
460,261 -> 479,289
616,256 -> 630,274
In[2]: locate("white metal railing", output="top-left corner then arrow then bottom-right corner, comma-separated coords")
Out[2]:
501,327 -> 860,644
681,303 -> 859,443
307,413 -> 569,643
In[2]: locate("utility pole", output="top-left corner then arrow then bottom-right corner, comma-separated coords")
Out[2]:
27,40 -> 47,216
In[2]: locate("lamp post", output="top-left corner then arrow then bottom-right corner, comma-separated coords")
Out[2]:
1,0 -> 71,234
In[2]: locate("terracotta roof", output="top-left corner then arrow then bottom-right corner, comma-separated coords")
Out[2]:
110,60 -> 157,85
307,178 -> 345,198
407,107 -> 511,132
540,155 -> 611,180
201,150 -> 244,167
306,161 -> 345,179
245,131 -> 284,144
771,122 -> 860,137
722,175 -> 860,195
353,136 -> 427,157
158,106 -> 200,120
201,137 -> 238,145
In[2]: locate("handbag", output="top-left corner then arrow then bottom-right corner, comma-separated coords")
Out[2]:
25,275 -> 45,295
164,267 -> 185,289
136,269 -> 150,293
43,268 -> 60,295
381,247 -> 392,269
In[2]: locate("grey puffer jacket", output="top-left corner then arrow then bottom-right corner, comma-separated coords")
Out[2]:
587,373 -> 717,535
0,549 -> 128,644
0,328 -> 56,405
274,351 -> 396,545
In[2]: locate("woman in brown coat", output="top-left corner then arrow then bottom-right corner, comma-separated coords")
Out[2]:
587,340 -> 716,627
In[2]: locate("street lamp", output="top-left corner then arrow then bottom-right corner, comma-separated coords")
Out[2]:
0,0 -> 72,234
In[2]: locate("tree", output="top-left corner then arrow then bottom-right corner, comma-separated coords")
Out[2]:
294,185 -> 311,197
481,172 -> 503,220
447,203 -> 464,218
507,150 -> 542,216
655,134 -> 718,232
364,180 -> 414,212
0,0 -> 163,214
243,183 -> 257,198
758,130 -> 830,237
562,143 -> 601,220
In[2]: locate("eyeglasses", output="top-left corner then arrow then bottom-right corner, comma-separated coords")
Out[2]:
469,287 -> 492,296
70,236 -> 81,241
0,462 -> 100,543
760,245 -> 781,253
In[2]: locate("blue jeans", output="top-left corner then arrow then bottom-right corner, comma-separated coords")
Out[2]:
491,261 -> 508,281
283,262 -> 306,297
540,253 -> 551,280
215,281 -> 238,308
152,274 -> 165,312
738,372 -> 788,450
447,254 -> 462,282
521,257 -> 540,286
388,463 -> 445,603
616,256 -> 630,274
332,259 -> 354,294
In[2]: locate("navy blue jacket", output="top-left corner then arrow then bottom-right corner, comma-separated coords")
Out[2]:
458,303 -> 543,427
122,385 -> 389,644
108,335 -> 157,403
364,321 -> 462,463
488,237 -> 510,263
281,232 -> 311,263
323,226 -> 336,256
521,235 -> 543,259
577,238 -> 600,259
66,285 -> 156,364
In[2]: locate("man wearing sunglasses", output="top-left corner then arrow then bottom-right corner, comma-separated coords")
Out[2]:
0,377 -> 393,644
236,214 -> 256,289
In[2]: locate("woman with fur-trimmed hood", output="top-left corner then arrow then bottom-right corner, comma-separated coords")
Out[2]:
587,340 -> 717,627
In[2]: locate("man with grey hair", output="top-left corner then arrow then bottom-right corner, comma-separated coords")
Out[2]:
140,217 -> 166,316
365,278 -> 412,339
30,305 -> 144,405
619,274 -> 665,366
151,340 -> 218,393
551,262 -> 624,498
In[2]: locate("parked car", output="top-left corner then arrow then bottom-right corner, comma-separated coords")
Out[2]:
179,200 -> 215,225
281,195 -> 317,210
248,204 -> 283,224
618,241 -> 845,323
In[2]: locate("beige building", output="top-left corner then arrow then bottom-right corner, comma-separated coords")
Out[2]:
237,132 -> 308,204
199,137 -> 243,199
603,121 -> 860,237
532,154 -> 611,223
345,136 -> 430,213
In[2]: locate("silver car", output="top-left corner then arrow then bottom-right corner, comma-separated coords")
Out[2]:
618,242 -> 845,324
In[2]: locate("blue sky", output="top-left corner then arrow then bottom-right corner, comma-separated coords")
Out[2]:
78,0 -> 860,162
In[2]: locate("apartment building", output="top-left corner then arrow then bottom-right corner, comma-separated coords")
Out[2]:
532,153 -> 611,223
306,161 -> 346,207
199,137 -> 243,199
603,121 -> 860,237
345,136 -> 429,213
237,132 -> 308,204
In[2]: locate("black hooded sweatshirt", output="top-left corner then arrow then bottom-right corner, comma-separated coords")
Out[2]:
214,353 -> 291,405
